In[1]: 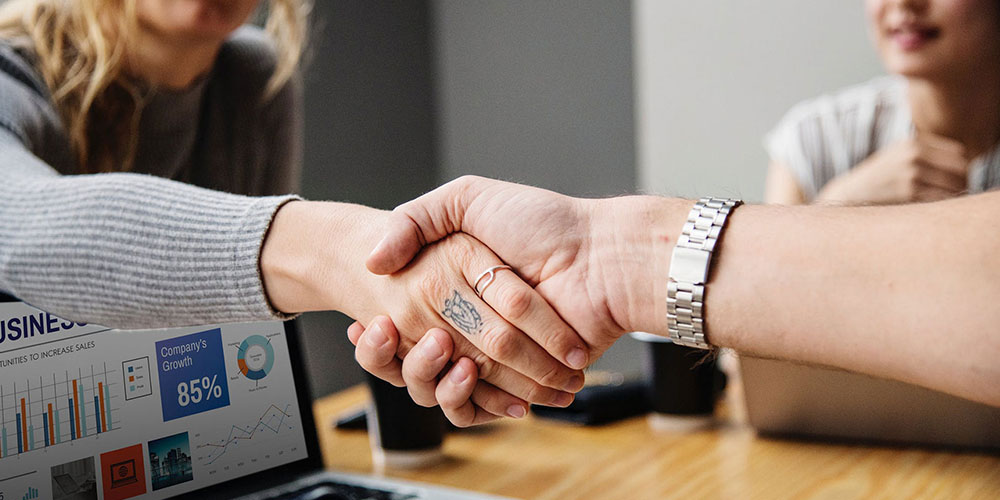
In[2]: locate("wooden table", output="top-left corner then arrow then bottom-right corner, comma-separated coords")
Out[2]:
314,385 -> 1000,500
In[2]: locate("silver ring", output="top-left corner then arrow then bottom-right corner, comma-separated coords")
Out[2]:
473,265 -> 512,298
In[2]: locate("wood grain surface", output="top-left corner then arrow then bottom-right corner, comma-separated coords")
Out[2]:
314,385 -> 1000,500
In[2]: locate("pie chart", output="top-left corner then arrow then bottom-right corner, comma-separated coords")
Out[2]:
237,335 -> 274,381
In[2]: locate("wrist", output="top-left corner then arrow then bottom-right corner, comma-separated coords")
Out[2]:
261,200 -> 388,314
586,196 -> 692,336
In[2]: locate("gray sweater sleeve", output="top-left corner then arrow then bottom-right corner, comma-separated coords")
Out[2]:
0,51 -> 302,328
0,135 -> 300,328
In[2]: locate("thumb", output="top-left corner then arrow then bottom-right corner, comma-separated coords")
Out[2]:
365,176 -> 477,274
365,214 -> 427,274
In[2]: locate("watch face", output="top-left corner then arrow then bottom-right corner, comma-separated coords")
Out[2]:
669,246 -> 711,284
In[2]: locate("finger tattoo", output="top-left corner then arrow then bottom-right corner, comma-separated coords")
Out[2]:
442,290 -> 483,335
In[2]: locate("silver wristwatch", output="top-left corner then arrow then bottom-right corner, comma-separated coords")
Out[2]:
666,197 -> 743,349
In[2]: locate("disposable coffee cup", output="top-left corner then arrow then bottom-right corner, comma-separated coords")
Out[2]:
630,332 -> 720,431
365,374 -> 447,470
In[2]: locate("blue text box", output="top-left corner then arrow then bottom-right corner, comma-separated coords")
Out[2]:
156,328 -> 231,422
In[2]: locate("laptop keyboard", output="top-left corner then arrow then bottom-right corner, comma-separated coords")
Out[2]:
276,481 -> 420,500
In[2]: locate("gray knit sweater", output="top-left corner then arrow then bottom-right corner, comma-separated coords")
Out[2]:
0,26 -> 302,328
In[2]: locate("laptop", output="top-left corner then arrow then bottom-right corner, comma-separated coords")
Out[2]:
739,355 -> 1000,450
0,300 -> 510,500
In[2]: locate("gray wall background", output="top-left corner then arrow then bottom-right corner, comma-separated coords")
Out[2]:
634,0 -> 884,199
433,0 -> 635,196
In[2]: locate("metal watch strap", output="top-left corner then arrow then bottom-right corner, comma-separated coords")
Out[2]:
667,197 -> 742,349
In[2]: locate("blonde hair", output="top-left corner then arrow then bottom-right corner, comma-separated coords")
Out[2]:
0,0 -> 309,173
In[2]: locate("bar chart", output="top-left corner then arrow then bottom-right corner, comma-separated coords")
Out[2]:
0,364 -> 120,459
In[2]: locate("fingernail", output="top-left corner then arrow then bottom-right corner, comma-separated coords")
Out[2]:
449,363 -> 470,384
552,392 -> 574,407
563,375 -> 584,393
365,322 -> 389,349
421,334 -> 444,361
567,347 -> 588,370
506,405 -> 527,419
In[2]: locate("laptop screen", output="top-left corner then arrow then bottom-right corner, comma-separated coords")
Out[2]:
0,301 -> 323,500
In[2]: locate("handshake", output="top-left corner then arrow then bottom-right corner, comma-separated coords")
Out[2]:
351,176 -> 694,427
262,176 -> 1000,425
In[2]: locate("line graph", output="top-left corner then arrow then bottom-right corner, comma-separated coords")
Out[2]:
194,404 -> 294,466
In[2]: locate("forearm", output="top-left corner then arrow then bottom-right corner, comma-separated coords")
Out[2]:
608,194 -> 1000,406
710,197 -> 1000,405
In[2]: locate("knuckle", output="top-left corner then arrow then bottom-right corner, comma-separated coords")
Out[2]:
472,352 -> 497,381
414,270 -> 448,298
480,326 -> 520,361
497,284 -> 534,322
523,382 -> 553,405
537,362 -> 566,389
454,174 -> 481,190
441,234 -> 477,265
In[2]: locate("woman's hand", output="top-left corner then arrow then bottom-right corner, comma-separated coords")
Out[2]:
816,134 -> 969,205
348,317 -> 499,426
260,201 -> 588,415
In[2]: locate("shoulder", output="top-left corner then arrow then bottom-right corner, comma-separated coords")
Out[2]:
767,76 -> 907,158
0,39 -> 49,100
216,25 -> 280,86
778,76 -> 905,134
211,25 -> 300,116
0,38 -> 70,164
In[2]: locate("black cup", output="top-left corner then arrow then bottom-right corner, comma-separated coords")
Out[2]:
631,332 -> 721,430
365,374 -> 447,469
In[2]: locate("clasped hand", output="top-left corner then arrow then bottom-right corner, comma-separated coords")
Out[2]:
346,176 -> 683,426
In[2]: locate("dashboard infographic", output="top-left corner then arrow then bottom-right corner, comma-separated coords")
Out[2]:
0,302 -> 308,500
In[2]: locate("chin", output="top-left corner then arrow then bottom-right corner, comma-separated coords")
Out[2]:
140,0 -> 259,42
885,60 -> 934,79
880,49 -> 950,80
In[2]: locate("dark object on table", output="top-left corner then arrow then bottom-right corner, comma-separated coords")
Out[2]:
531,379 -> 649,425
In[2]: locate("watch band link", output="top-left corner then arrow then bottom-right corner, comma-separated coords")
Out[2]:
667,197 -> 742,349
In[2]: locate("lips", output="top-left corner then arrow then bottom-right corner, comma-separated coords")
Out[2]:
887,24 -> 941,51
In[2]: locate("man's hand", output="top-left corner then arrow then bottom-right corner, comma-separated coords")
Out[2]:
367,176 -> 686,359
367,176 -> 688,362
360,177 -> 688,425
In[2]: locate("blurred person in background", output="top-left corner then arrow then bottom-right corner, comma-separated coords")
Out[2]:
764,0 -> 1000,205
